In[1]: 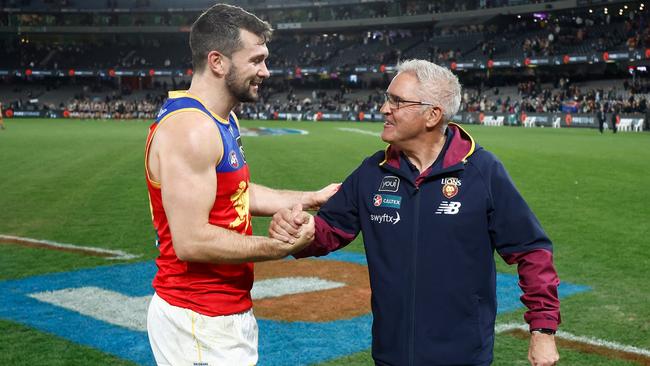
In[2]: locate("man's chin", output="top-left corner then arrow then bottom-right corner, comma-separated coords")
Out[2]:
237,93 -> 259,103
380,131 -> 393,143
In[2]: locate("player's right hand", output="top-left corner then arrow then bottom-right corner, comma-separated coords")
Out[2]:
269,204 -> 310,244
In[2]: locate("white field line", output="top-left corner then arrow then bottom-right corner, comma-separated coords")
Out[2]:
29,287 -> 151,332
251,277 -> 345,299
0,234 -> 140,260
337,127 -> 381,137
29,278 -> 345,331
497,323 -> 650,357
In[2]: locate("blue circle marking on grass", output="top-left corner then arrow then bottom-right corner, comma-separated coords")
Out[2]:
0,251 -> 589,365
240,127 -> 308,137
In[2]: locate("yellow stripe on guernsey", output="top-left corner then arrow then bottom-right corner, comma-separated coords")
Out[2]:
144,107 -> 207,188
168,90 -> 230,125
230,110 -> 241,130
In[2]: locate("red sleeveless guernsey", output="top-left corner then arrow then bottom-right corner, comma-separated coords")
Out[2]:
145,91 -> 253,316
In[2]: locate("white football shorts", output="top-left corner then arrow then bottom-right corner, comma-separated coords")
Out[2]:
147,293 -> 258,366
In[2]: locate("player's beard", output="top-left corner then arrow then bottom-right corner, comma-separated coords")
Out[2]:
225,64 -> 260,103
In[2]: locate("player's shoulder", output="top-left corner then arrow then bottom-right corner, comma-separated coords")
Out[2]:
156,110 -> 221,152
160,107 -> 213,130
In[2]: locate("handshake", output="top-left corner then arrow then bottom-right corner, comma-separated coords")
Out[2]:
269,204 -> 315,256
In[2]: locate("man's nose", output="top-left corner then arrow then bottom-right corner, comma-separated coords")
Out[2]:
258,62 -> 270,79
380,100 -> 391,115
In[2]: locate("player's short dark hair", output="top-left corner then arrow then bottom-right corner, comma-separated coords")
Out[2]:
190,3 -> 273,72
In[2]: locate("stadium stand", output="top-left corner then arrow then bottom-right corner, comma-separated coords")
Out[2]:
0,0 -> 648,131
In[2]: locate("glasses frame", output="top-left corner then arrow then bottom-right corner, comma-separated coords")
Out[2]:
384,92 -> 436,110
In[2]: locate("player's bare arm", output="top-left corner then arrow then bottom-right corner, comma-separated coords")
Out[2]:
248,182 -> 340,216
149,111 -> 312,264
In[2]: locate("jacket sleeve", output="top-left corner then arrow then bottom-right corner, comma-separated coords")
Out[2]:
294,165 -> 361,258
486,157 -> 561,331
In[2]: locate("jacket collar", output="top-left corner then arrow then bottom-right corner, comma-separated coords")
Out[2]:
380,122 -> 476,170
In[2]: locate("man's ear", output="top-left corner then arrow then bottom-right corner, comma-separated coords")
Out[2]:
425,106 -> 444,129
206,50 -> 228,77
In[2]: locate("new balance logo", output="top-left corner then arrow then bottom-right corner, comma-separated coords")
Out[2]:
435,201 -> 461,215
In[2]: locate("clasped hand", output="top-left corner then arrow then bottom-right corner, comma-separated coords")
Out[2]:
269,204 -> 315,254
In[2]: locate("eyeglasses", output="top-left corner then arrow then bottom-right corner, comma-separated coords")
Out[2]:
384,92 -> 435,110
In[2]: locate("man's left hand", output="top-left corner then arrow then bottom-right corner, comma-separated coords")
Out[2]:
528,332 -> 559,366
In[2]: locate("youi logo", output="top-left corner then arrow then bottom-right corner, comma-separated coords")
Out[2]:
378,176 -> 400,192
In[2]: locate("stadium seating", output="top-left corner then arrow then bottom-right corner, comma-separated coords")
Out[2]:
1,1 -> 648,128
523,116 -> 536,128
633,119 -> 644,132
552,117 -> 561,128
618,118 -> 645,132
483,116 -> 504,126
618,118 -> 633,132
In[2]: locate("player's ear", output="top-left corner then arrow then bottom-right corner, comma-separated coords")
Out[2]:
207,51 -> 228,77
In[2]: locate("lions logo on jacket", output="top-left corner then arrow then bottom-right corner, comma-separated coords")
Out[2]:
441,177 -> 461,199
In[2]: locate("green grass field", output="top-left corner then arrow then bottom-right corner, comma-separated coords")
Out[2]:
0,118 -> 648,365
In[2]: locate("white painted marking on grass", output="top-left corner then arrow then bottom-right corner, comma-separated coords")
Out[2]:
28,278 -> 345,331
497,323 -> 650,357
251,277 -> 345,299
0,235 -> 140,260
337,127 -> 381,137
495,323 -> 528,333
29,287 -> 151,331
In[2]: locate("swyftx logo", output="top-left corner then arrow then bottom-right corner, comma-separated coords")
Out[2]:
370,212 -> 401,224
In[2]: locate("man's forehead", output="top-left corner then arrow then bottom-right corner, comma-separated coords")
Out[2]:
388,72 -> 418,95
239,29 -> 267,47
235,29 -> 268,56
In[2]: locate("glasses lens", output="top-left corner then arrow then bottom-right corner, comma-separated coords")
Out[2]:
385,93 -> 398,108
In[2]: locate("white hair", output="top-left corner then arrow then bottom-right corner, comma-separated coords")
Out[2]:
396,59 -> 462,120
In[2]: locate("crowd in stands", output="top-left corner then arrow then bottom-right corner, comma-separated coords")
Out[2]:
4,77 -> 648,122
461,78 -> 649,116
64,94 -> 162,119
236,86 -> 387,120
3,6 -> 648,71
2,0 -> 562,27
1,35 -> 191,69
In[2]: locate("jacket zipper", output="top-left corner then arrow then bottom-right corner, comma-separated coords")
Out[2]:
408,185 -> 421,366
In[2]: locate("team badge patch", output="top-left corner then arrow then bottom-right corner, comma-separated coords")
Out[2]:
372,194 -> 401,208
442,183 -> 459,199
378,176 -> 400,192
441,177 -> 461,199
229,150 -> 239,168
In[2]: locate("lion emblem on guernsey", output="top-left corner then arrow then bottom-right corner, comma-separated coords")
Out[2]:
229,180 -> 251,230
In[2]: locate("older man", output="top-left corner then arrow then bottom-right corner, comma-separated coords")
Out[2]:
270,59 -> 560,366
